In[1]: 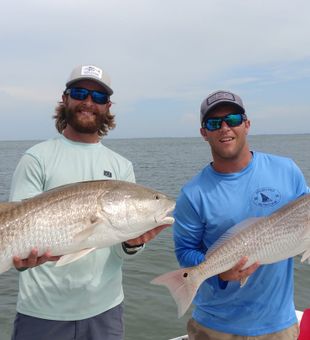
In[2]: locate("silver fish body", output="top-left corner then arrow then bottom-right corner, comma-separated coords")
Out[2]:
0,180 -> 175,274
151,194 -> 310,317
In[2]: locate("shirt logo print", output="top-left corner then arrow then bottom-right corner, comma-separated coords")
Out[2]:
103,170 -> 112,178
252,188 -> 281,207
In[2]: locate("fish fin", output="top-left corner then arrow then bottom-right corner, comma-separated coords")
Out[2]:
55,248 -> 96,267
151,267 -> 199,318
301,250 -> 310,263
240,276 -> 250,287
206,217 -> 262,255
72,217 -> 105,244
73,226 -> 95,244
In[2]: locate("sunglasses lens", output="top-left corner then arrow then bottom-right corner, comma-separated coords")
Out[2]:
68,88 -> 109,104
91,91 -> 109,104
225,114 -> 243,127
206,119 -> 222,131
70,88 -> 88,100
204,113 -> 244,131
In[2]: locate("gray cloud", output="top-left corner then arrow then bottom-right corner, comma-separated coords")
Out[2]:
0,0 -> 310,140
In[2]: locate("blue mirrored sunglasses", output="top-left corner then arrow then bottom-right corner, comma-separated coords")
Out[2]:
202,113 -> 247,131
64,87 -> 110,105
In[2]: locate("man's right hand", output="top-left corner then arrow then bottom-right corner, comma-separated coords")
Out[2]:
13,248 -> 61,271
219,256 -> 260,282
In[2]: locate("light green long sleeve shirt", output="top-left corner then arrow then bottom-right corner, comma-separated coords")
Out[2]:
9,135 -> 137,320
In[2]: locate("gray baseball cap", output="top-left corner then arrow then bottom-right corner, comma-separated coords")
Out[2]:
200,90 -> 245,125
66,64 -> 113,95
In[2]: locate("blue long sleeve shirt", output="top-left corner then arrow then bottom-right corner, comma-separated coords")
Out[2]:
174,151 -> 309,336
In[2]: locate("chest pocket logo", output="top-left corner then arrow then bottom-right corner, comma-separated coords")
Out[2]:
252,188 -> 281,207
103,170 -> 112,178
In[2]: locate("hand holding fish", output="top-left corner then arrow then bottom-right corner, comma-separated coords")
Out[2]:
125,224 -> 171,246
219,256 -> 260,283
151,194 -> 310,318
13,248 -> 61,271
13,224 -> 172,270
0,180 -> 175,274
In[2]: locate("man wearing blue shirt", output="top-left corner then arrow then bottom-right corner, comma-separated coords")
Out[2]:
173,90 -> 309,339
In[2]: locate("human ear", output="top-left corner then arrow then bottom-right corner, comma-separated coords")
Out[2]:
200,128 -> 208,141
62,94 -> 67,104
245,119 -> 251,135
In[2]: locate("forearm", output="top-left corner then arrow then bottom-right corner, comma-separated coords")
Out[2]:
175,246 -> 205,268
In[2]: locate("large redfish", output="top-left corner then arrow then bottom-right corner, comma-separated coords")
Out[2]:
151,194 -> 310,317
0,180 -> 175,274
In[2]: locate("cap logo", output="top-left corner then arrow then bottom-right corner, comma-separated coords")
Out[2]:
81,65 -> 102,80
207,92 -> 235,105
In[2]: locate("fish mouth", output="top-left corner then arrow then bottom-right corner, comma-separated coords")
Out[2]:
154,201 -> 175,225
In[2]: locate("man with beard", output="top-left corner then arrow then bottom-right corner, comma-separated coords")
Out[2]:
9,64 -> 170,340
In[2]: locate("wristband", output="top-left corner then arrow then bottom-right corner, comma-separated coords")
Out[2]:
122,242 -> 144,255
16,267 -> 28,272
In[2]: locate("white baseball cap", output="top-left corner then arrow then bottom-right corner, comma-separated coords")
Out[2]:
66,64 -> 113,95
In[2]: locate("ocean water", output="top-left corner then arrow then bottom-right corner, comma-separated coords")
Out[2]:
0,135 -> 310,340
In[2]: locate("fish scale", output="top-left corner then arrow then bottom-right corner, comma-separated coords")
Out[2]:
152,194 -> 310,318
0,179 -> 175,274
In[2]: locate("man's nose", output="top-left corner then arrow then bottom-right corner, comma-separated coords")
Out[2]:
220,120 -> 230,130
83,94 -> 94,104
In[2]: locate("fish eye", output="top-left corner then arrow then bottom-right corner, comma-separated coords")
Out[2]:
154,194 -> 160,200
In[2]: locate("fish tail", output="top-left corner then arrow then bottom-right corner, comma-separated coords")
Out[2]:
151,266 -> 200,318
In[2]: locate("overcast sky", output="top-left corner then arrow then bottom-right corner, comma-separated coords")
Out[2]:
0,0 -> 309,140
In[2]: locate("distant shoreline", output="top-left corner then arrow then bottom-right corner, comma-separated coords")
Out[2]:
1,133 -> 310,143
